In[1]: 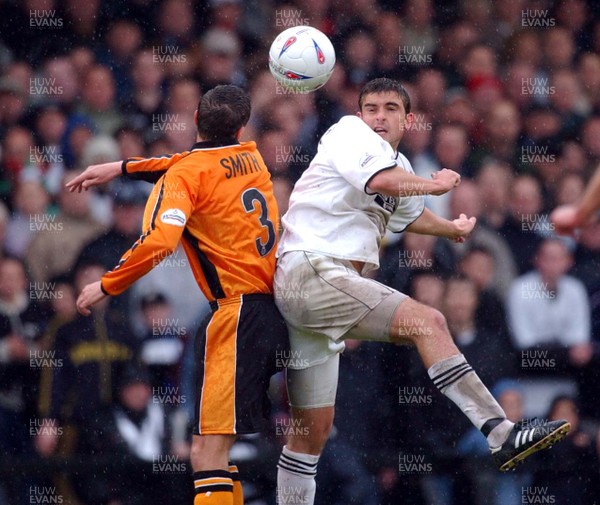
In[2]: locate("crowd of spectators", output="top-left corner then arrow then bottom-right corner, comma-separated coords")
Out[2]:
1,0 -> 600,504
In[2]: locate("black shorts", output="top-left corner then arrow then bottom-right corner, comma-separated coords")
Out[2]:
193,294 -> 289,435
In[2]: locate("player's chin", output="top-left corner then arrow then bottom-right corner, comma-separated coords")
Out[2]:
380,132 -> 399,145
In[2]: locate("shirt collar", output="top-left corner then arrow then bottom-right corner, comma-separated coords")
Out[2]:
191,138 -> 240,150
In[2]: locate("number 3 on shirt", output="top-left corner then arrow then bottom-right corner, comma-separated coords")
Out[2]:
242,188 -> 276,257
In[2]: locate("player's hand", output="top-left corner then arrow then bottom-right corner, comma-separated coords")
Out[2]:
451,213 -> 476,242
431,169 -> 461,195
550,204 -> 583,237
76,281 -> 108,316
66,161 -> 122,193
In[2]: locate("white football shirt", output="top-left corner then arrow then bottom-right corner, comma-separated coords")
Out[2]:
278,115 -> 425,272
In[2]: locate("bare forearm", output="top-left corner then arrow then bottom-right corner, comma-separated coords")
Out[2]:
406,208 -> 455,238
106,161 -> 123,176
406,208 -> 476,243
85,161 -> 122,180
66,161 -> 123,192
368,167 -> 448,197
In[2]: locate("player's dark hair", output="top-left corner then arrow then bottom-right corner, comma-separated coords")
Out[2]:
196,85 -> 251,141
358,78 -> 411,113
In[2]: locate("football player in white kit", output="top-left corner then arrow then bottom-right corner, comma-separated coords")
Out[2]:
275,78 -> 570,504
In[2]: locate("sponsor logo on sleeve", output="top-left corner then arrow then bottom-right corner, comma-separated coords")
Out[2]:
160,209 -> 186,227
360,153 -> 376,168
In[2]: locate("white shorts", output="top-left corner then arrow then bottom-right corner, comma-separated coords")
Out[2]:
274,251 -> 408,408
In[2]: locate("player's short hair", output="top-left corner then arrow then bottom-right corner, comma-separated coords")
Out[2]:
196,85 -> 251,141
358,78 -> 411,114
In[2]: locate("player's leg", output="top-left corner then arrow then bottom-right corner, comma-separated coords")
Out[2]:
388,297 -> 570,470
388,297 -> 512,444
191,435 -> 236,504
227,464 -> 243,505
277,406 -> 333,503
237,294 -> 290,504
192,295 -> 287,505
192,306 -> 238,505
286,406 -> 334,455
277,355 -> 339,505
274,252 -> 394,504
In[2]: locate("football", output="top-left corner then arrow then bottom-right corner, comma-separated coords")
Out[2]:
268,25 -> 336,92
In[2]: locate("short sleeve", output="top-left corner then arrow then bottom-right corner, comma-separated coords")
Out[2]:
387,196 -> 425,232
322,116 -> 397,193
387,152 -> 425,232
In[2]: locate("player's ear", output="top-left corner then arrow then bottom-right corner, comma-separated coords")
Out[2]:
404,112 -> 415,130
234,127 -> 244,140
356,111 -> 362,118
194,109 -> 198,126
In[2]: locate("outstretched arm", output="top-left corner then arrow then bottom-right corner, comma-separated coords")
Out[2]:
551,164 -> 600,235
76,170 -> 193,315
405,207 -> 476,243
367,167 -> 461,197
66,161 -> 122,193
66,152 -> 191,192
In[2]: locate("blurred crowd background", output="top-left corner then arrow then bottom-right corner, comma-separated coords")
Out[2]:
1,0 -> 600,504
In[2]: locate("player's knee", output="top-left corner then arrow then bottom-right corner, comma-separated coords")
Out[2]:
315,415 -> 334,446
396,305 -> 448,344
416,307 -> 449,343
306,416 -> 333,453
428,307 -> 448,335
288,415 -> 333,455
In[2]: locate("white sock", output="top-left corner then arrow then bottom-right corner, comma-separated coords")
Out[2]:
277,445 -> 319,505
428,354 -> 514,448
